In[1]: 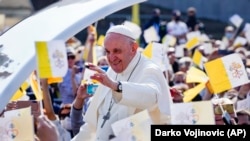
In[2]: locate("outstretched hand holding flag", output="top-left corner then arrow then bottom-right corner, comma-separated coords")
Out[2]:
34,40 -> 68,115
204,53 -> 249,94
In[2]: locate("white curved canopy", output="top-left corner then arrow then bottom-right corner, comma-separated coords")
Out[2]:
0,0 -> 146,112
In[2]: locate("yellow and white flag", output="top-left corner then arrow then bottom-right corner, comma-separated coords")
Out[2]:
2,107 -> 34,141
142,42 -> 169,71
47,77 -> 63,84
183,66 -> 209,102
185,37 -> 200,50
229,14 -> 243,28
192,49 -> 207,69
35,40 -> 68,78
162,34 -> 177,47
186,66 -> 208,84
11,81 -> 29,101
186,31 -> 201,41
111,110 -> 151,141
183,83 -> 206,102
171,101 -> 215,125
204,53 -> 249,94
29,72 -> 43,100
143,26 -> 160,43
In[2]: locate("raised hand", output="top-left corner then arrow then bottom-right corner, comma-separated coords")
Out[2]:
86,62 -> 116,89
36,116 -> 59,141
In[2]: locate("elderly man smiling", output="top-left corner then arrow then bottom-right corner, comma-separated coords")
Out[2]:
71,25 -> 173,141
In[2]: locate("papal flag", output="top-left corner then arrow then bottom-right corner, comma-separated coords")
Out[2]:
30,71 -> 43,100
143,26 -> 160,43
183,66 -> 208,102
11,81 -> 29,101
229,14 -> 243,28
162,34 -> 177,47
35,40 -> 68,78
192,49 -> 207,69
111,110 -> 151,141
186,66 -> 208,84
204,53 -> 249,94
185,37 -> 200,50
142,42 -> 169,71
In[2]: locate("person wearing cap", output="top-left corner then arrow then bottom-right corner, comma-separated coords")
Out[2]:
222,25 -> 235,47
167,10 -> 188,45
58,48 -> 82,105
71,25 -> 173,141
186,7 -> 202,32
140,8 -> 167,47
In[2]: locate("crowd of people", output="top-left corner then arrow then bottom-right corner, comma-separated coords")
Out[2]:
0,6 -> 250,141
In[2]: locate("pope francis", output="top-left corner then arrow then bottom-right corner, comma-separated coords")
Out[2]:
71,25 -> 173,141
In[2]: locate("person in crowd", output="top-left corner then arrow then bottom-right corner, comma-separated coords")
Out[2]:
166,47 -> 179,86
58,47 -> 82,105
222,25 -> 235,47
71,25 -> 173,141
140,8 -> 167,47
97,55 -> 109,72
186,7 -> 200,32
178,56 -> 193,73
56,47 -> 82,133
40,79 -> 72,140
70,55 -> 110,136
167,10 -> 188,45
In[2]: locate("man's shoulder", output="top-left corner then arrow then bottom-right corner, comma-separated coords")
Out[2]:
140,56 -> 162,71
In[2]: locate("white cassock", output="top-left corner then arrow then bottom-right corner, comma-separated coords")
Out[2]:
71,52 -> 173,141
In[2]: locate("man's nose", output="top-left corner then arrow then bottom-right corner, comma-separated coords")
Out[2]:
108,53 -> 117,61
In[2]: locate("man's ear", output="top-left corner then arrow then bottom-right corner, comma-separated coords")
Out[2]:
132,42 -> 138,52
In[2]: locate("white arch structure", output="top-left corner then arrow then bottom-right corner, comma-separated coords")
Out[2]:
0,0 -> 146,112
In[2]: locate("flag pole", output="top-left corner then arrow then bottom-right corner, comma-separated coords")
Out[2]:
214,94 -> 225,114
34,42 -> 44,116
132,4 -> 140,44
33,71 -> 44,116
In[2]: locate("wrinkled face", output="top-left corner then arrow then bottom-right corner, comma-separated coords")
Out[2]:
104,33 -> 137,73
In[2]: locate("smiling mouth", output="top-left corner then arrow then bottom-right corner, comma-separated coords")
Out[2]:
112,60 -> 121,66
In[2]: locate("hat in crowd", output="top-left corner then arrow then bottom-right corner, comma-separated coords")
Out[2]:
66,47 -> 75,57
168,47 -> 175,53
225,26 -> 234,32
187,7 -> 196,13
172,10 -> 181,17
106,25 -> 136,40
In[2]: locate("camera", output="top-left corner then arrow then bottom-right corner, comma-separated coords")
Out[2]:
87,84 -> 98,95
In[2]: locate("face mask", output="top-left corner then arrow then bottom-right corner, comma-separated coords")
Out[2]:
61,116 -> 72,130
225,32 -> 234,39
100,65 -> 109,72
175,16 -> 180,21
